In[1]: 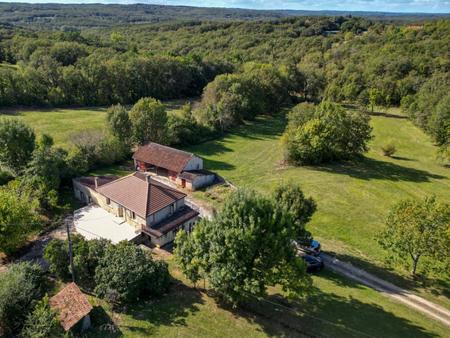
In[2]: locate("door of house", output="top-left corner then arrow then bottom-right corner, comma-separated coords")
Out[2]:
181,179 -> 186,188
118,206 -> 124,218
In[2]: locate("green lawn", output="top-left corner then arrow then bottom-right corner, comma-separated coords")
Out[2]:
0,100 -> 193,148
0,107 -> 108,148
84,255 -> 449,338
185,112 -> 450,308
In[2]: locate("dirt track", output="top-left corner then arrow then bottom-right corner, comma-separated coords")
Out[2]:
321,253 -> 450,328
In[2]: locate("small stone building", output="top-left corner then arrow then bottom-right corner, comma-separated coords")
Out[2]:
49,282 -> 93,332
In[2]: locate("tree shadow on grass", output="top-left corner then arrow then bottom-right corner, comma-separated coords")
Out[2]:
326,251 -> 450,301
310,157 -> 445,182
119,282 -> 204,336
87,306 -> 123,337
233,272 -> 440,338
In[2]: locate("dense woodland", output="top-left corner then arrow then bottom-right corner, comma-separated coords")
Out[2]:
0,15 -> 448,157
1,3 -> 447,30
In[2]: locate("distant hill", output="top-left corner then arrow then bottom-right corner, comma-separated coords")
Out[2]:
0,3 -> 449,30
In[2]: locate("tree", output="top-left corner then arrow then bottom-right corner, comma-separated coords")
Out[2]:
0,119 -> 35,174
106,104 -> 132,144
22,134 -> 66,210
95,241 -> 170,305
272,182 -> 317,243
44,235 -> 111,289
0,183 -> 40,255
282,101 -> 372,165
44,238 -> 70,280
0,262 -> 43,335
175,189 -> 312,305
378,196 -> 450,276
21,295 -> 63,338
368,88 -> 381,113
129,97 -> 169,145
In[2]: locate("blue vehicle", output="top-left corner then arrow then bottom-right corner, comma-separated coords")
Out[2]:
301,254 -> 324,273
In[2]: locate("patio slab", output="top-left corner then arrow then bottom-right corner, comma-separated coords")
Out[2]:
74,205 -> 140,244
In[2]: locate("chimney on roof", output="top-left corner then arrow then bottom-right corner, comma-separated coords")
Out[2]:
94,177 -> 99,189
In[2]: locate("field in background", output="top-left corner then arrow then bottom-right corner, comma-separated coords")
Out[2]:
0,100 -> 191,148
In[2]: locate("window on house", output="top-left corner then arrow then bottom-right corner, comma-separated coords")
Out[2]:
132,211 -> 136,219
106,198 -> 110,205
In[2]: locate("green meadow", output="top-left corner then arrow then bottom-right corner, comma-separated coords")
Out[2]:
5,106 -> 449,336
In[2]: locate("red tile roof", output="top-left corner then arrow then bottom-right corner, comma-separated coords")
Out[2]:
96,172 -> 186,218
133,142 -> 195,173
49,283 -> 92,331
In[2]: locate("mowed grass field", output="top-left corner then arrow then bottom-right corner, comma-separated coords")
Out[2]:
0,107 -> 108,148
186,111 -> 450,308
0,100 -> 191,148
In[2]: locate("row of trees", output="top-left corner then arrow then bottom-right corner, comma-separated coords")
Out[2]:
282,101 -> 373,165
0,49 -> 230,107
175,182 -> 316,305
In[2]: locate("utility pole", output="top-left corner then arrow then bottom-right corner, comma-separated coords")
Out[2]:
66,216 -> 75,283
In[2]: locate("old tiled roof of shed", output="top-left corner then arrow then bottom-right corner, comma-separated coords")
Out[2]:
49,283 -> 92,331
96,172 -> 186,218
133,142 -> 195,173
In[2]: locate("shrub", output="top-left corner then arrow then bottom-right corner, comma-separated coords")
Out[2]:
20,295 -> 63,338
381,143 -> 396,157
95,241 -> 170,305
0,262 -> 43,334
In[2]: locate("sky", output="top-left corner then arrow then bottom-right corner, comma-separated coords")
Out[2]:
0,0 -> 449,13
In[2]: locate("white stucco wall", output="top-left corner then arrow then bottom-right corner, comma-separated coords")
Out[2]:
183,156 -> 203,171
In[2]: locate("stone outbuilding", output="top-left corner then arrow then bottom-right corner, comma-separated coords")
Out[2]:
49,282 -> 93,332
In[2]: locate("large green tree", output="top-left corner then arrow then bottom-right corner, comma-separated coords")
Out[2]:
175,188 -> 313,305
95,241 -> 170,305
378,196 -> 450,276
129,97 -> 169,145
106,103 -> 132,144
282,101 -> 372,165
0,262 -> 43,335
0,119 -> 35,174
0,183 -> 40,255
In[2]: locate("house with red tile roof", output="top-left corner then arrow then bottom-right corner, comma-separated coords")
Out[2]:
73,172 -> 199,247
133,142 -> 216,191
